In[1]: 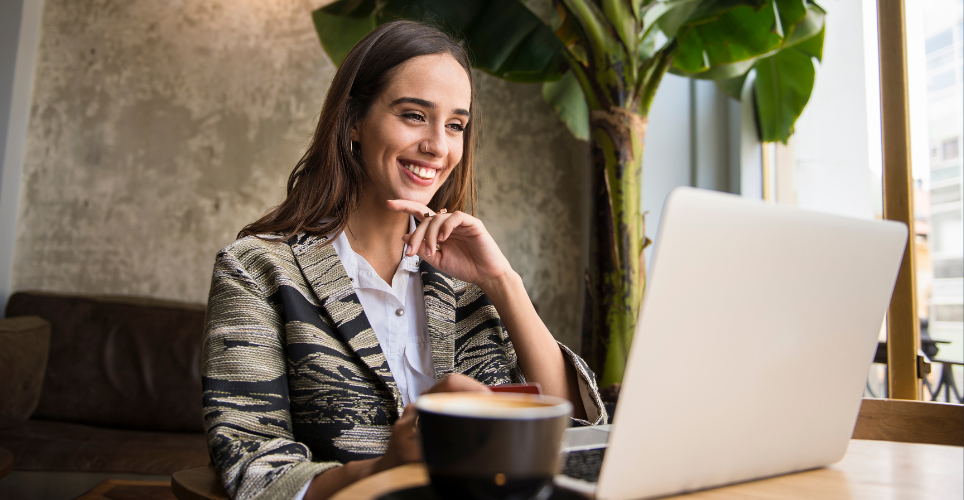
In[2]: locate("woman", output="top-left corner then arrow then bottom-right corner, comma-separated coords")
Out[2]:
202,20 -> 606,500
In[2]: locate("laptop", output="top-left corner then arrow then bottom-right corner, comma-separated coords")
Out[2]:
555,187 -> 908,500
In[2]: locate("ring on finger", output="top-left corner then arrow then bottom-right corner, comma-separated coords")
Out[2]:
423,212 -> 432,219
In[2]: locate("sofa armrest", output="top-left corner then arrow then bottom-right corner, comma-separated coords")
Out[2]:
0,316 -> 51,428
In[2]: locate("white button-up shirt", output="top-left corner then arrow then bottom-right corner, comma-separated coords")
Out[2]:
328,217 -> 437,406
293,217 -> 437,500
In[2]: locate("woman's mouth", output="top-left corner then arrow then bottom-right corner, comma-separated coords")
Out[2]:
401,161 -> 437,180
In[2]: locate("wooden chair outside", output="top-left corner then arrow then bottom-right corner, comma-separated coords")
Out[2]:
852,398 -> 963,446
171,463 -> 228,500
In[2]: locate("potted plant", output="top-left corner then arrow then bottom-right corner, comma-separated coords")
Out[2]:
312,0 -> 825,391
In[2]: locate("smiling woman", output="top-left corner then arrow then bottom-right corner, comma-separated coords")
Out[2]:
201,20 -> 606,500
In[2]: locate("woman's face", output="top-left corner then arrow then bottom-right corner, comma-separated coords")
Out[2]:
352,53 -> 472,208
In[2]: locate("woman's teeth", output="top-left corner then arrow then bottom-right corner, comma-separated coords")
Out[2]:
403,162 -> 436,180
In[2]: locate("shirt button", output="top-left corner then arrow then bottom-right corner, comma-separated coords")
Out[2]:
395,309 -> 405,317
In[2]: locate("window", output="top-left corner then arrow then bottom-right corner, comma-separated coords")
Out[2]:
928,70 -> 956,92
931,185 -> 963,205
926,29 -> 953,54
943,138 -> 959,160
934,257 -> 964,279
927,50 -> 956,71
932,165 -> 961,182
934,304 -> 964,323
932,212 -> 964,254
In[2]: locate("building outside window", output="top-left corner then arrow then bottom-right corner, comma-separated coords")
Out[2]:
913,2 -> 963,401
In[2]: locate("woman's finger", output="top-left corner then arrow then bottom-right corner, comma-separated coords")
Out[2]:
386,199 -> 434,221
437,211 -> 472,242
423,212 -> 452,257
406,217 -> 430,256
424,373 -> 491,394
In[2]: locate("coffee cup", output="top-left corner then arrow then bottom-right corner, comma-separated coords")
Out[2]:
414,392 -> 573,500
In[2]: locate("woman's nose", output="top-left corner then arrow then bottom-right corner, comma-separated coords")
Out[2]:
420,125 -> 448,158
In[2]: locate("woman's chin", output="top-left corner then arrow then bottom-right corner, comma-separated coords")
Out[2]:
391,192 -> 436,207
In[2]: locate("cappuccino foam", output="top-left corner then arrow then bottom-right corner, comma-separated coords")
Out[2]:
415,392 -> 572,419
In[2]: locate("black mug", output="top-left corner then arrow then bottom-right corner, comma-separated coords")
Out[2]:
415,392 -> 573,500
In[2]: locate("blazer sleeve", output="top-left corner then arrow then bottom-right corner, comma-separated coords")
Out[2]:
202,248 -> 337,500
463,284 -> 608,426
503,335 -> 608,426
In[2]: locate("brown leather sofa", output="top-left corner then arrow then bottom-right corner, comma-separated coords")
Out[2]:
0,291 -> 210,490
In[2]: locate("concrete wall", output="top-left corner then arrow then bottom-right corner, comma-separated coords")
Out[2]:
1,0 -> 43,314
6,0 -> 593,348
3,0 -> 740,351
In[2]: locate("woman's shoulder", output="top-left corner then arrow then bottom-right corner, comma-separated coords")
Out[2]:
219,233 -> 287,254
215,232 -> 339,272
215,233 -> 302,269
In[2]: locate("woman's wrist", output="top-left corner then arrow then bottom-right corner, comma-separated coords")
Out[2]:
477,269 -> 520,301
369,454 -> 395,475
305,458 -> 380,500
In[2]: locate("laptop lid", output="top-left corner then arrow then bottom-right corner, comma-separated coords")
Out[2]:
596,187 -> 907,500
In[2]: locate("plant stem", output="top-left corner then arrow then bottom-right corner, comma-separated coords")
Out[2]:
585,106 -> 648,387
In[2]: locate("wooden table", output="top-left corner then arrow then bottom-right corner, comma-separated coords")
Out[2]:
331,440 -> 964,500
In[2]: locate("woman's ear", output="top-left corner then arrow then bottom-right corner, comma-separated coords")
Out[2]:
350,119 -> 361,143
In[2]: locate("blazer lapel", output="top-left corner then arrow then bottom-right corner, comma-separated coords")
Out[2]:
420,261 -> 457,378
288,233 -> 403,414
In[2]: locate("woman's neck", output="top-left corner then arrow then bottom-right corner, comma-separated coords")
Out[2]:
346,194 -> 411,285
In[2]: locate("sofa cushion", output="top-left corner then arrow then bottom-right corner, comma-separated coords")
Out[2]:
4,292 -> 206,432
0,316 -> 51,429
0,420 -> 208,474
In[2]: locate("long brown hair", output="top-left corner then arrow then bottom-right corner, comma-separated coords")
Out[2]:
239,20 -> 477,241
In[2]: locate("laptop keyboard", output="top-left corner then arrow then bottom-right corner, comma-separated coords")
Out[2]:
561,447 -> 607,483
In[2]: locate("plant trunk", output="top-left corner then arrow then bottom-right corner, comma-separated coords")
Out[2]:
582,107 -> 648,388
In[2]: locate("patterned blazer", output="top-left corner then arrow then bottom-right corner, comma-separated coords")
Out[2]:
201,233 -> 607,500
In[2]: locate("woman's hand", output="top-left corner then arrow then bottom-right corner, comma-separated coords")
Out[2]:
372,403 -> 421,473
386,200 -> 512,287
308,375 -> 490,499
373,374 -> 491,473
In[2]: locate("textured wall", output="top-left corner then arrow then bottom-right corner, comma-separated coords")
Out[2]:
12,0 -> 590,349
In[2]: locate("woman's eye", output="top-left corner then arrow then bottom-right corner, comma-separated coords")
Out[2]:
447,122 -> 465,133
403,112 -> 426,122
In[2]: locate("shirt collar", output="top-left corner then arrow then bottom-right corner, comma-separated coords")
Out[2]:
329,216 -> 421,282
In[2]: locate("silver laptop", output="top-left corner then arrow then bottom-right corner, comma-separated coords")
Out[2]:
555,187 -> 908,500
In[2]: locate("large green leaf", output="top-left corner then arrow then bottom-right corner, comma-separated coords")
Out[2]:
753,46 -> 816,142
312,7 -> 377,67
792,24 -> 824,61
780,3 -> 825,53
674,3 -> 783,73
671,1 -> 823,82
652,0 -> 703,38
672,0 -> 814,74
313,0 -> 569,82
542,70 -> 590,141
714,72 -> 749,100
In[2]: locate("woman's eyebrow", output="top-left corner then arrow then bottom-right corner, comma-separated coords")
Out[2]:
391,97 -> 470,117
